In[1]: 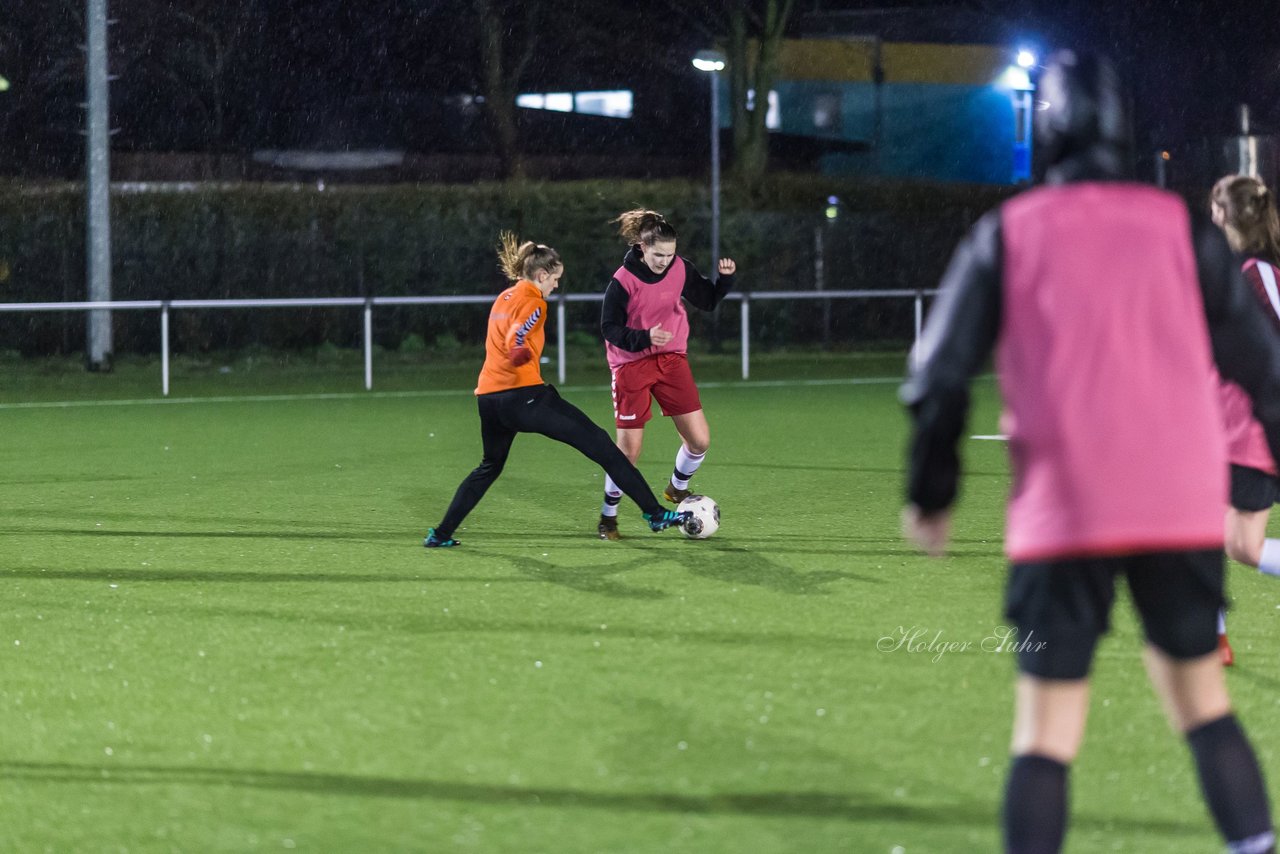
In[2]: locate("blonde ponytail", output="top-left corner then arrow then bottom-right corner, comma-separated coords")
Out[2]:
496,231 -> 562,282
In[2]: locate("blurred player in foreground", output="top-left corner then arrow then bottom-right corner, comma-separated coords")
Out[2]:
902,51 -> 1280,854
424,233 -> 689,547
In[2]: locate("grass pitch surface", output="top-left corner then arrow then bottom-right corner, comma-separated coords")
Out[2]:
2,354 -> 1278,852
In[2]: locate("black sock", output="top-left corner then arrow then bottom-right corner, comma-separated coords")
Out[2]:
1004,754 -> 1068,854
1187,715 -> 1275,852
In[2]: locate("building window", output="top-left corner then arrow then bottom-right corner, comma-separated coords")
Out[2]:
746,89 -> 781,131
575,91 -> 633,118
812,93 -> 842,133
517,90 -> 633,119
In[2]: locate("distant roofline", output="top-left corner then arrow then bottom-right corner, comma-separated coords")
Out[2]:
794,7 -> 1029,46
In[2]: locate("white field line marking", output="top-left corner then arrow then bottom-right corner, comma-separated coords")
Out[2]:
0,375 -> 927,411
970,434 -> 1009,441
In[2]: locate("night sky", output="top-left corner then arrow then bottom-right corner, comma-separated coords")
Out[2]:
1,0 -> 1277,176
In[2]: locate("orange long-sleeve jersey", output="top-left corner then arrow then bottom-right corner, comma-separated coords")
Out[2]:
475,280 -> 547,395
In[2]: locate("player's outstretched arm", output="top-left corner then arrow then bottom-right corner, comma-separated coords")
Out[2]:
681,258 -> 735,311
901,209 -> 1002,527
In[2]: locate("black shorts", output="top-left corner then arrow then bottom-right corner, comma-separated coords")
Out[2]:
1230,464 -> 1280,512
1003,549 -> 1225,680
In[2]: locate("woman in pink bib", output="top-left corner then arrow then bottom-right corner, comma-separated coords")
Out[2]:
594,209 -> 737,540
1209,174 -> 1280,666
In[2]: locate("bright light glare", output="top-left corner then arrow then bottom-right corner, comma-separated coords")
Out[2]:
575,91 -> 633,118
1016,49 -> 1037,69
995,66 -> 1034,92
0,76 -> 9,93
692,50 -> 727,72
543,93 -> 573,112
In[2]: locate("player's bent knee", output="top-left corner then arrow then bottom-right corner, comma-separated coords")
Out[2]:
478,459 -> 506,479
680,430 -> 709,455
1225,537 -> 1261,567
617,438 -> 644,462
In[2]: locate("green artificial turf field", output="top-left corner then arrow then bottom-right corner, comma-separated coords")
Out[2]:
2,354 -> 1278,852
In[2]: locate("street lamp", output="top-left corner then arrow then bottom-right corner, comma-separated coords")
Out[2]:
996,48 -> 1037,183
692,49 -> 726,285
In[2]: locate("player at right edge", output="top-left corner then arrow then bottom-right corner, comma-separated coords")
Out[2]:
902,51 -> 1280,854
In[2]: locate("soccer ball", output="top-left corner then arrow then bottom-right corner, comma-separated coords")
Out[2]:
678,494 -> 720,539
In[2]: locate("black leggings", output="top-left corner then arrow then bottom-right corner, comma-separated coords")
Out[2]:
436,384 -> 663,538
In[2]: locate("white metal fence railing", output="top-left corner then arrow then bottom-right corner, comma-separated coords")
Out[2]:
0,289 -> 936,395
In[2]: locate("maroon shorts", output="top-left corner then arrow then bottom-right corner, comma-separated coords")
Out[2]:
611,353 -> 702,429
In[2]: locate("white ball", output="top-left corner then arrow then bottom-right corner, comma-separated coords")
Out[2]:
678,494 -> 720,539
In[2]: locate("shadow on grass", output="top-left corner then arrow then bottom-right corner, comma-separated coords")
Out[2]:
492,539 -> 882,597
712,462 -> 1008,478
1,566 -> 536,586
457,529 -> 924,559
0,474 -> 147,485
673,543 -> 878,594
3,526 -> 1005,562
3,506 -> 380,528
0,759 -> 1211,837
1229,667 -> 1280,693
2,527 -> 403,542
0,758 -> 979,824
510,555 -> 669,600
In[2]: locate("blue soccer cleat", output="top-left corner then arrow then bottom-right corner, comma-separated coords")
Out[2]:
644,509 -> 691,533
423,528 -> 460,548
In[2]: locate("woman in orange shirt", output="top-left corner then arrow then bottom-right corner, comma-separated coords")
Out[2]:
425,233 -> 690,547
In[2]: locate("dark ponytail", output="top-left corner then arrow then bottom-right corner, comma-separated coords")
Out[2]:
612,208 -> 678,247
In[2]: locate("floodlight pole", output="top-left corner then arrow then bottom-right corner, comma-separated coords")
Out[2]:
709,65 -> 721,277
693,49 -> 727,352
86,0 -> 113,370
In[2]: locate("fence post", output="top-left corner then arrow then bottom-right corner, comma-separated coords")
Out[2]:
740,296 -> 750,380
161,301 -> 170,397
557,291 -> 567,385
363,299 -> 374,391
815,225 -> 831,345
913,290 -> 924,373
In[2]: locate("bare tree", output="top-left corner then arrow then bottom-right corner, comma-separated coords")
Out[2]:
652,0 -> 797,188
473,0 -> 539,180
115,0 -> 263,157
0,0 -> 88,174
726,0 -> 795,187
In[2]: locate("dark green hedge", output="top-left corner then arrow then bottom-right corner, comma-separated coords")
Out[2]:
0,176 -> 1012,357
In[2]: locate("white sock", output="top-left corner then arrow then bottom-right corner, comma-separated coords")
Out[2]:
672,446 -> 706,490
1217,609 -> 1227,635
1259,538 -> 1280,577
601,476 -> 623,518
